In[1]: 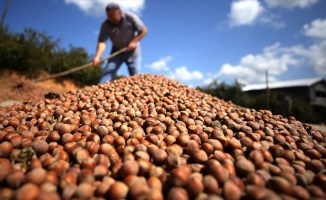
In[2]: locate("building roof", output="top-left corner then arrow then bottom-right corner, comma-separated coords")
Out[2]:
242,77 -> 324,91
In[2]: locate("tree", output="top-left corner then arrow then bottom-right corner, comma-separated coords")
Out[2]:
0,27 -> 101,85
197,79 -> 252,107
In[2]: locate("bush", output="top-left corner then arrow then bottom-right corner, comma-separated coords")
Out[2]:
197,80 -> 252,107
0,26 -> 100,85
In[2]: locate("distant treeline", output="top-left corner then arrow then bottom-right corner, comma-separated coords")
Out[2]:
196,80 -> 326,124
0,26 -> 101,85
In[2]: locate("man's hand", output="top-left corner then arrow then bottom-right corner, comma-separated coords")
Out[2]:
128,41 -> 137,50
93,42 -> 106,67
92,56 -> 101,67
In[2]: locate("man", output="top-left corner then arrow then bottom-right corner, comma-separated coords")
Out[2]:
92,2 -> 147,83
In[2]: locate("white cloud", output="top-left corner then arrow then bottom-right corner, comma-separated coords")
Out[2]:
148,57 -> 204,84
303,19 -> 326,39
202,78 -> 214,86
218,64 -> 263,84
290,41 -> 326,76
65,0 -> 93,12
229,0 -> 264,27
264,0 -> 319,9
227,0 -> 320,28
64,0 -> 145,16
216,25 -> 326,84
241,43 -> 302,74
148,56 -> 172,71
305,42 -> 326,75
259,14 -> 285,29
217,43 -> 303,84
169,66 -> 203,82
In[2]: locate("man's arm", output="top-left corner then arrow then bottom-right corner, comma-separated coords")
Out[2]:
128,27 -> 148,50
92,42 -> 106,66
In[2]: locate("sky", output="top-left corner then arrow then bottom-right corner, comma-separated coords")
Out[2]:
1,0 -> 326,87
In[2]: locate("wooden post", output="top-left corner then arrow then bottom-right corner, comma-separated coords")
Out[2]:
266,70 -> 270,110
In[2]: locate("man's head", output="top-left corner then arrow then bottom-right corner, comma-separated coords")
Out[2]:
106,3 -> 122,25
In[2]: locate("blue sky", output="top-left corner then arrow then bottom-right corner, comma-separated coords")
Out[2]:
1,0 -> 326,87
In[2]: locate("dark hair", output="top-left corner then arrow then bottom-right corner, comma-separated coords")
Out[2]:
105,2 -> 121,12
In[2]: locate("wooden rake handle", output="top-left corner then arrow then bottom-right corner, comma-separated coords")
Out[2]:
34,47 -> 128,82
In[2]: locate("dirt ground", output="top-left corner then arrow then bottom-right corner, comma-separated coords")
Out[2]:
0,69 -> 81,104
309,123 -> 326,132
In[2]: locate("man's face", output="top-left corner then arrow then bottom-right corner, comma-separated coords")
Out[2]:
107,10 -> 122,25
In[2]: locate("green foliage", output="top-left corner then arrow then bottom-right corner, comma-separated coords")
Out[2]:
0,26 -> 100,85
197,80 -> 252,107
313,106 -> 326,124
0,27 -> 60,77
113,74 -> 126,81
291,97 -> 315,122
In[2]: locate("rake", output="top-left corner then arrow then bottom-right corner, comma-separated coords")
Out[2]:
34,47 -> 128,82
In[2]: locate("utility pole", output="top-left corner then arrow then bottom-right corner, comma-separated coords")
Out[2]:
0,0 -> 11,28
266,70 -> 270,110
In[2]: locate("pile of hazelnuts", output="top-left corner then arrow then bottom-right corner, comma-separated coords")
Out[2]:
0,74 -> 325,200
